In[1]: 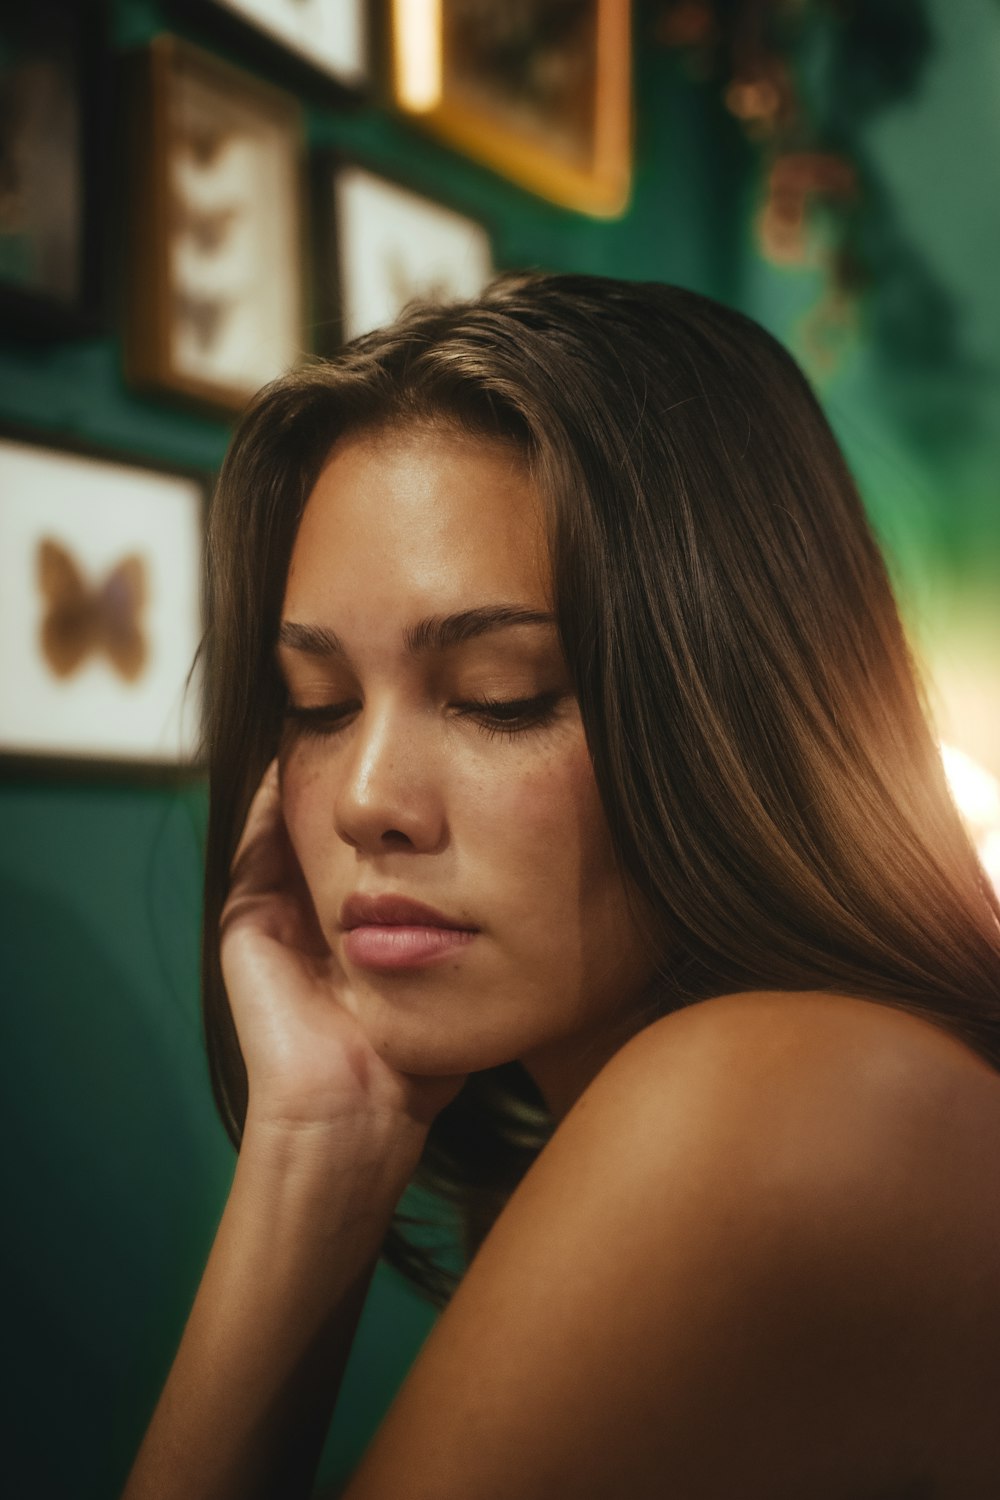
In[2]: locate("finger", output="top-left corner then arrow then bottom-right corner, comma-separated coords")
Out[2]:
223,762 -> 331,960
228,759 -> 286,888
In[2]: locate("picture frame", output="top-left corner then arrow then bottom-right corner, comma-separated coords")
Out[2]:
0,1 -> 109,338
185,0 -> 370,91
312,154 -> 494,349
0,427 -> 206,771
388,0 -> 632,218
124,35 -> 306,415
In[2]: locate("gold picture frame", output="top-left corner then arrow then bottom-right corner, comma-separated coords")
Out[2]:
124,35 -> 306,415
389,0 -> 632,219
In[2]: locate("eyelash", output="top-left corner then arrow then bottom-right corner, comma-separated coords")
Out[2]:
283,693 -> 561,743
460,692 -> 562,741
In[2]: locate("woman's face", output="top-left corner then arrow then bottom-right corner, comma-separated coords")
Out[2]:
277,423 -> 655,1105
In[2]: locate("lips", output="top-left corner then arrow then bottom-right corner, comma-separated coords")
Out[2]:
339,893 -> 479,971
339,893 -> 478,933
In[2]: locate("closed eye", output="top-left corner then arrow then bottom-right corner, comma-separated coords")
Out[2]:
282,692 -> 565,743
283,701 -> 359,738
453,692 -> 563,741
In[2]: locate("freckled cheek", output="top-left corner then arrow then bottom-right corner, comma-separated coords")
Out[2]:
468,742 -> 612,884
277,752 -> 330,870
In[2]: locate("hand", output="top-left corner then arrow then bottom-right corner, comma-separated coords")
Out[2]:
219,761 -> 466,1150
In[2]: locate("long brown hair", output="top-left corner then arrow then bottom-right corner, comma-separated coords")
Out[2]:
201,272 -> 1000,1304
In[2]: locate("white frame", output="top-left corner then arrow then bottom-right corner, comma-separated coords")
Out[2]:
207,0 -> 368,87
0,433 -> 204,768
331,163 -> 494,343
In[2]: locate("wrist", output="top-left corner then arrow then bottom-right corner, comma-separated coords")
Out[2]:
240,1106 -> 426,1203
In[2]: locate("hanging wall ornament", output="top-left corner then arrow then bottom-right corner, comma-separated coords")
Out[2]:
654,0 -> 947,386
654,0 -> 861,370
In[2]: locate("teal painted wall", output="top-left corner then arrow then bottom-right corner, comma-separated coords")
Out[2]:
741,0 -> 1000,781
1,2 -> 997,1496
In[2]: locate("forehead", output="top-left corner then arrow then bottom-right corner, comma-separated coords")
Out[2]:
284,425 -> 551,614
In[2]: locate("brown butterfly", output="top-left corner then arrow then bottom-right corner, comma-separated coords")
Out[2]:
173,288 -> 231,351
171,199 -> 241,254
37,538 -> 148,683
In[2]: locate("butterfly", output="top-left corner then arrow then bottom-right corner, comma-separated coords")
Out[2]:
171,199 -> 241,255
37,538 -> 148,683
172,287 -> 232,351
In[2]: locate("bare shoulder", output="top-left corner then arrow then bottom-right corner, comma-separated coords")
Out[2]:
347,993 -> 1000,1499
573,988 -> 1000,1289
581,986 -> 1000,1170
566,989 -> 1000,1486
593,984 -> 1000,1101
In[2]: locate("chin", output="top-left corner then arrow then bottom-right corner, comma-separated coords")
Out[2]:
345,975 -> 541,1079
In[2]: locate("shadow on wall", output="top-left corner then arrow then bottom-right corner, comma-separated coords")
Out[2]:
854,163 -> 996,454
0,875 -> 232,1500
823,0 -> 999,453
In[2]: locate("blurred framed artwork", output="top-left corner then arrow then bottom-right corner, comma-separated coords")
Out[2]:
389,0 -> 632,217
0,2 -> 108,336
125,36 -> 305,414
191,0 -> 369,89
0,429 -> 205,770
313,156 -> 494,348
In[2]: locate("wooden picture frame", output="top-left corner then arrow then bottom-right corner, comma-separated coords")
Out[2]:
0,1 -> 109,338
188,0 -> 370,90
0,426 -> 207,772
312,154 -> 494,348
124,35 -> 306,415
389,0 -> 632,218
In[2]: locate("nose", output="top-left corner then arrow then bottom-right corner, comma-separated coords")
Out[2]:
333,699 -> 446,854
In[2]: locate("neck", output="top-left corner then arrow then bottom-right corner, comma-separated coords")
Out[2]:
519,1005 -> 652,1124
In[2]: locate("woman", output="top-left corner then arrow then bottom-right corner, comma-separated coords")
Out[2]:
125,273 -> 1000,1499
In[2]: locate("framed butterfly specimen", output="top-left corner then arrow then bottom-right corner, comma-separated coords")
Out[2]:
0,428 -> 206,770
173,0 -> 370,92
124,35 -> 306,415
0,0 -> 110,338
311,154 -> 494,350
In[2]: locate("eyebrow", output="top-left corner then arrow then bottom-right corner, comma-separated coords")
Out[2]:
277,605 -> 557,660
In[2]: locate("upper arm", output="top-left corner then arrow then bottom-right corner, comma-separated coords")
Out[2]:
343,992 -> 977,1500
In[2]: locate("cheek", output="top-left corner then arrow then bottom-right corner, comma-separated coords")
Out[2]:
482,742 -> 651,1010
278,750 -> 328,869
478,738 -> 618,899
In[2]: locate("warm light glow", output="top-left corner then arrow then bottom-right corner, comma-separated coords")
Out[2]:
981,830 -> 1000,896
393,0 -> 442,112
941,742 -> 1000,896
941,743 -> 1000,826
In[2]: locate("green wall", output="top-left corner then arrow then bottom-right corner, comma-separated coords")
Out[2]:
2,2 -> 997,1496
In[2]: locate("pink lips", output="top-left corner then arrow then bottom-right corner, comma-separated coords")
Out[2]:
339,894 -> 478,971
